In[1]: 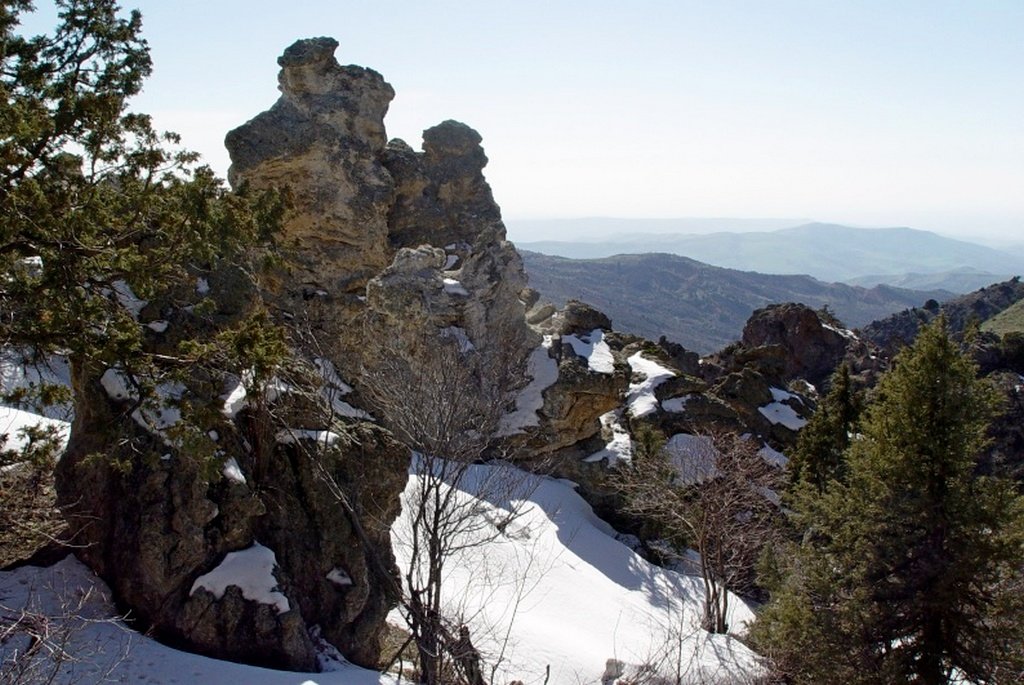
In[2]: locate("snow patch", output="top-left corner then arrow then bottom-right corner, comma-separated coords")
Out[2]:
275,428 -> 342,447
662,394 -> 695,413
0,406 -> 70,453
222,457 -> 246,485
190,542 -> 290,614
110,280 -> 147,319
758,387 -> 808,430
563,328 -> 614,374
196,276 -> 210,294
584,409 -> 632,465
442,278 -> 469,296
146,320 -> 169,333
626,352 -> 675,418
497,336 -> 558,436
326,568 -> 353,587
758,444 -> 788,467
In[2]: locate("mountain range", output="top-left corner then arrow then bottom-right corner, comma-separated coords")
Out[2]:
514,222 -> 1024,293
522,251 -> 951,354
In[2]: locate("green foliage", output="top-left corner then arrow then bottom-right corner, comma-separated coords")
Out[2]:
787,363 -> 860,491
753,318 -> 1024,684
0,0 -> 280,370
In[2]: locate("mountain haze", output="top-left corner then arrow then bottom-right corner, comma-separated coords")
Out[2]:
522,251 -> 950,354
517,222 -> 1024,289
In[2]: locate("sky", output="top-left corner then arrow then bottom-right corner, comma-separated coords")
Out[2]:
20,1 -> 1024,243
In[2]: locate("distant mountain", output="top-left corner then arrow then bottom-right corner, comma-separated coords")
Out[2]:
517,222 -> 1024,285
844,267 -> 1012,294
506,217 -> 806,242
861,278 -> 1024,355
521,251 -> 951,354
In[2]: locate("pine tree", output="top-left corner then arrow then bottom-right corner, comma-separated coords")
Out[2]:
787,362 -> 860,491
753,318 -> 1024,684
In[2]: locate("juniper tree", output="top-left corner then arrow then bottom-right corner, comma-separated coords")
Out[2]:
787,363 -> 860,491
753,318 -> 1024,684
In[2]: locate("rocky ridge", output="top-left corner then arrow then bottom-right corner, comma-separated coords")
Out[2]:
48,36 -> 987,675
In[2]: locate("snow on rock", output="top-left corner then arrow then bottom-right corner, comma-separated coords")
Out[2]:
222,457 -> 246,485
442,278 -> 469,296
146,320 -> 169,333
563,328 -> 615,374
110,280 -> 148,319
626,352 -> 675,418
196,276 -> 211,294
0,557 -> 392,684
314,358 -> 372,420
100,367 -> 137,401
190,542 -> 290,614
665,433 -> 720,484
275,428 -> 342,447
584,409 -> 632,465
326,567 -> 353,587
823,322 -> 858,340
221,373 -> 249,418
661,394 -> 695,413
390,460 -> 761,684
758,387 -> 807,430
497,336 -> 559,436
759,444 -> 788,467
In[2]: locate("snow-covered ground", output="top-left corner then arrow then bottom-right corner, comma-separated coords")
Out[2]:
1,456 -> 763,685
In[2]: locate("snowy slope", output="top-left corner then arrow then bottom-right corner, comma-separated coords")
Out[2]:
1,366 -> 764,685
390,462 -> 762,684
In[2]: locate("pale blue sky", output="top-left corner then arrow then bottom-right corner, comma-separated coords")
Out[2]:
22,1 -> 1024,241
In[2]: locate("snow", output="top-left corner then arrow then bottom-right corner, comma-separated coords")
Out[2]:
626,352 -> 676,418
0,453 -> 763,684
758,444 -> 788,467
100,367 -> 136,401
497,336 -> 559,436
822,322 -> 858,340
443,253 -> 459,270
662,394 -> 695,413
758,387 -> 808,431
442,277 -> 469,296
222,457 -> 246,485
584,409 -> 633,465
390,460 -> 761,683
0,349 -> 73,419
111,280 -> 147,318
146,320 -> 169,333
196,276 -> 210,294
665,433 -> 720,484
275,428 -> 342,447
563,328 -> 614,374
190,543 -> 290,614
314,358 -> 372,420
0,405 -> 70,453
326,568 -> 353,587
221,373 -> 249,418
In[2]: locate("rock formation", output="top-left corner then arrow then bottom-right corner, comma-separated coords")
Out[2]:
56,36 -> 539,672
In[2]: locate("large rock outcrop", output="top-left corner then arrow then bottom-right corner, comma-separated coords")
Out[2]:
57,36 -> 539,673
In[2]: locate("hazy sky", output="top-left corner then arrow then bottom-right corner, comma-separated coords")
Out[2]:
23,1 -> 1024,242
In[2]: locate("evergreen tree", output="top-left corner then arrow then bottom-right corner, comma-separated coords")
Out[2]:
787,362 -> 860,491
753,318 -> 1024,684
0,1 -> 280,397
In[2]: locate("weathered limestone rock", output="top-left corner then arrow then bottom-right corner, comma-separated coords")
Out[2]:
225,37 -> 396,372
